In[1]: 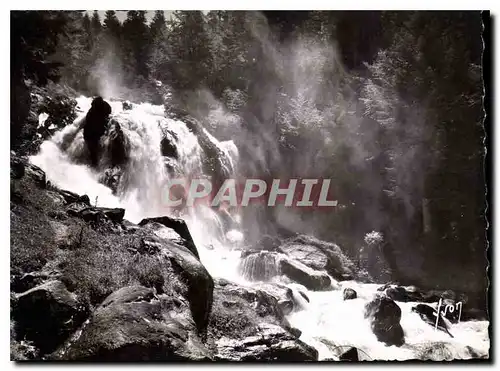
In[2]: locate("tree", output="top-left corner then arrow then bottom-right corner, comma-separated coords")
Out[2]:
150,10 -> 166,40
122,11 -> 151,80
166,11 -> 213,90
11,11 -> 68,149
103,10 -> 121,39
90,11 -> 102,36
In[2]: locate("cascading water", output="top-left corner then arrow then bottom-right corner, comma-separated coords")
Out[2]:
30,96 -> 489,361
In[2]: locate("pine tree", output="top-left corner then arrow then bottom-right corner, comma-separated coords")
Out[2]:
150,10 -> 166,40
122,11 -> 151,80
103,10 -> 121,39
90,10 -> 102,36
167,11 -> 213,90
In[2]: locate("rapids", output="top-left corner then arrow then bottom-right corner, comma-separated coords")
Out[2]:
29,96 -> 489,361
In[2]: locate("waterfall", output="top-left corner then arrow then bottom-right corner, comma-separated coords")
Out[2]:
29,96 -> 489,361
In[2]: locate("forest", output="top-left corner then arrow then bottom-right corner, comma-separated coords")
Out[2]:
10,10 -> 486,302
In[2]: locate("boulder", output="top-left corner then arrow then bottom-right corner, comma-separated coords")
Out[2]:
411,304 -> 454,338
279,235 -> 355,281
12,280 -> 88,354
339,347 -> 359,361
160,136 -> 178,159
10,156 -> 25,179
122,101 -> 133,110
364,295 -> 404,347
215,323 -> 317,361
343,288 -> 357,300
99,167 -> 122,194
51,286 -> 211,361
153,236 -> 214,333
11,269 -> 61,293
139,216 -> 199,259
209,280 -> 315,361
24,162 -> 47,187
279,258 -> 331,291
107,121 -> 130,167
278,300 -> 294,315
67,206 -> 125,224
56,189 -> 90,206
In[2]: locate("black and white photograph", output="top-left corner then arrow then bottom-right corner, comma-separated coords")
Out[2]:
9,9 -> 490,362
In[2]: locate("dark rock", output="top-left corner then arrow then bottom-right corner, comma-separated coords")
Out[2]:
99,167 -> 122,194
386,286 -> 420,302
161,136 -> 178,159
279,258 -> 331,291
139,216 -> 199,259
299,291 -> 310,303
98,207 -> 125,223
122,101 -> 133,110
343,288 -> 357,300
56,189 -> 90,205
10,156 -> 25,179
184,117 -> 233,188
12,280 -> 88,355
280,234 -> 355,281
67,205 -> 125,224
278,300 -> 294,315
24,162 -> 47,187
156,237 -> 213,333
11,270 -> 61,293
364,295 -> 404,347
339,347 -> 359,361
214,323 -> 317,361
107,121 -> 130,167
78,195 -> 91,205
52,286 -> 212,361
411,304 -> 454,338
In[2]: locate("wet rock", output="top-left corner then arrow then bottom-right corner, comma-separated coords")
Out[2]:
278,300 -> 294,315
214,323 -> 317,361
12,280 -> 88,354
279,258 -> 331,291
339,347 -> 359,361
343,288 -> 357,300
161,136 -> 178,159
99,167 -> 122,194
299,291 -> 310,303
280,235 -> 355,281
239,251 -> 281,281
139,216 -> 199,259
52,286 -> 212,361
122,101 -> 133,110
364,295 -> 404,347
107,121 -> 130,167
411,304 -> 454,338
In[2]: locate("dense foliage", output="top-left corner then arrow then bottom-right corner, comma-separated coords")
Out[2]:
10,11 -> 486,294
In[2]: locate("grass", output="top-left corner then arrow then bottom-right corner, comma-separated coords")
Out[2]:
11,173 -> 181,309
